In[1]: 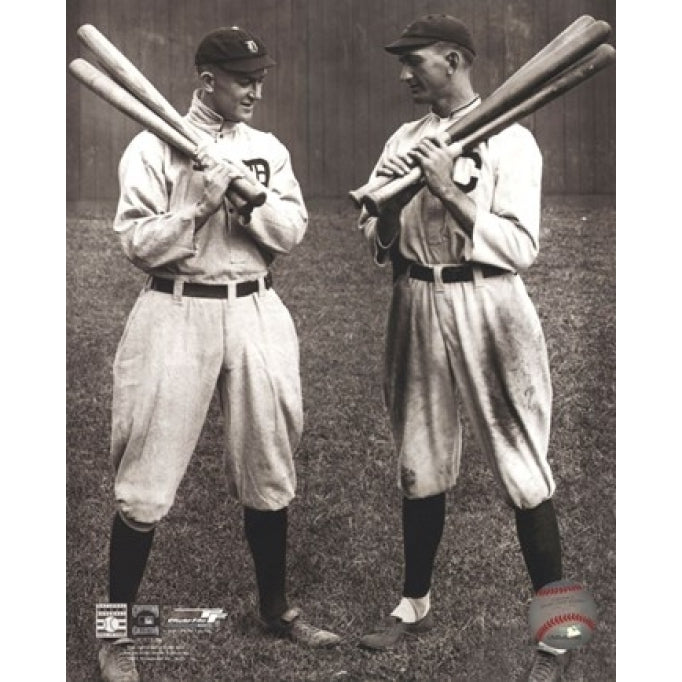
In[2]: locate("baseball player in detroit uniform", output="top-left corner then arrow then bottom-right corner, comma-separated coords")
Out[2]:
98,26 -> 339,682
357,15 -> 571,681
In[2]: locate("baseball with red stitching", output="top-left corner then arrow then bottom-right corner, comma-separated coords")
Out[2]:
528,579 -> 598,649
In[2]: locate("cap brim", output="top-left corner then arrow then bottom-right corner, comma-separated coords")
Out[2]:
214,54 -> 276,72
384,36 -> 438,54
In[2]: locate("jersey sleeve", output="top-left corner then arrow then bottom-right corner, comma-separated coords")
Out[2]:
468,125 -> 543,271
357,127 -> 407,266
237,134 -> 308,255
113,132 -> 200,271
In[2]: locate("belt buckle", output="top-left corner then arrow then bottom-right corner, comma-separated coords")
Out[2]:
432,265 -> 445,293
472,264 -> 485,288
172,279 -> 184,302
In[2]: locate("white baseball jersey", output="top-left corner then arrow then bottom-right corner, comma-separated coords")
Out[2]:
359,101 -> 556,509
360,97 -> 541,272
111,91 -> 306,523
115,91 -> 307,283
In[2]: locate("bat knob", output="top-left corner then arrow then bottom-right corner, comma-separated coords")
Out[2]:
348,189 -> 364,208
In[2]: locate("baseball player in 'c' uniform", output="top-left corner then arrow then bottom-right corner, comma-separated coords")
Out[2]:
357,15 -> 572,681
98,25 -> 340,682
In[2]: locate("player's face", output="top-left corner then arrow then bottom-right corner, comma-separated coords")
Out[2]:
398,47 -> 451,105
208,67 -> 267,122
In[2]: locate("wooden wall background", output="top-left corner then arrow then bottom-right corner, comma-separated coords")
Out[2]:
66,0 -> 616,201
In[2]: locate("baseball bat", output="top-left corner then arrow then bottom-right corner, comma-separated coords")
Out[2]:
361,44 -> 616,217
75,24 -> 266,208
500,14 -> 595,91
440,18 -> 611,141
69,58 -> 262,213
348,17 -> 611,207
77,24 -> 201,147
69,57 -> 199,157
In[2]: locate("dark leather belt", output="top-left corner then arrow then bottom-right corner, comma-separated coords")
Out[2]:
150,272 -> 272,299
408,262 -> 509,283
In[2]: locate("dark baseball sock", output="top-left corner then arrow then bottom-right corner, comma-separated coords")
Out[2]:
244,506 -> 289,623
402,493 -> 446,598
515,498 -> 563,592
108,511 -> 155,604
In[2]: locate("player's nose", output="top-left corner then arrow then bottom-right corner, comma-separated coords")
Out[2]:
399,65 -> 414,82
251,82 -> 263,100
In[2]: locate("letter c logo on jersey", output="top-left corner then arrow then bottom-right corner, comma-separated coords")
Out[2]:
243,158 -> 271,187
452,150 -> 481,194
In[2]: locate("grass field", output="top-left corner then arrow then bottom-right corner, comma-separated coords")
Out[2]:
66,195 -> 615,681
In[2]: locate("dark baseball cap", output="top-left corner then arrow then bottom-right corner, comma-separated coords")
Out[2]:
385,14 -> 476,56
195,26 -> 276,72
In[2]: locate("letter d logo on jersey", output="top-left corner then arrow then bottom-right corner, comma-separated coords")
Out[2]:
243,158 -> 271,187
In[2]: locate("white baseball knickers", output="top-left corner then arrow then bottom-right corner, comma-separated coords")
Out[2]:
110,282 -> 303,525
385,268 -> 555,509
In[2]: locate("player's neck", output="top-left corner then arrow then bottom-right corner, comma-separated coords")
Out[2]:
195,90 -> 240,129
432,83 -> 477,118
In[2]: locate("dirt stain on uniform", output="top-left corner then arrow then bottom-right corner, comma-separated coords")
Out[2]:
482,331 -> 524,446
401,466 -> 417,494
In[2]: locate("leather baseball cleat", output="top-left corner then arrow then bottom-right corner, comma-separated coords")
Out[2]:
98,638 -> 139,682
526,649 -> 572,682
359,611 -> 434,650
262,607 -> 342,648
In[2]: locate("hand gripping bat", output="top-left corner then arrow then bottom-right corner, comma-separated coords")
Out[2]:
70,24 -> 266,212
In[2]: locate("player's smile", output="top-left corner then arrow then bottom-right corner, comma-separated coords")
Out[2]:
207,66 -> 266,122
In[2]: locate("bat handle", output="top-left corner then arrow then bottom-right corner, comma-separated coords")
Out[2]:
349,176 -> 392,208
350,131 -> 451,208
362,168 -> 423,216
348,186 -> 367,208
192,149 -> 267,208
362,140 -> 464,216
227,189 -> 256,216
229,177 -> 267,207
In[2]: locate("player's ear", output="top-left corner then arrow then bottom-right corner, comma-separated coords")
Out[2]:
445,51 -> 459,74
199,70 -> 216,93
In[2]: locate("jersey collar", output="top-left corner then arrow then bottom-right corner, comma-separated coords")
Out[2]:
186,89 -> 242,135
429,94 -> 481,122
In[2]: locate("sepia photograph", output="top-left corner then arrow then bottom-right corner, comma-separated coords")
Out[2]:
66,1 -> 616,680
